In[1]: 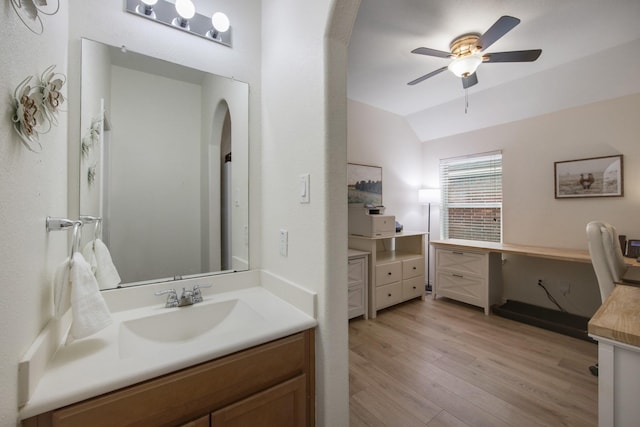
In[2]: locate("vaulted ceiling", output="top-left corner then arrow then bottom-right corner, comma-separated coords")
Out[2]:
348,0 -> 640,141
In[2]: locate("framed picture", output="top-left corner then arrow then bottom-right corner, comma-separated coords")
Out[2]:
554,155 -> 623,199
348,163 -> 382,205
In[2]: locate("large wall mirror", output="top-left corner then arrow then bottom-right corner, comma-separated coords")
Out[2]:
79,38 -> 249,288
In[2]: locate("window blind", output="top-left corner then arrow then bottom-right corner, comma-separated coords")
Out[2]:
439,151 -> 502,242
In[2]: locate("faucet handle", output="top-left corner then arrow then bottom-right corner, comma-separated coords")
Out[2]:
192,284 -> 211,303
154,288 -> 178,307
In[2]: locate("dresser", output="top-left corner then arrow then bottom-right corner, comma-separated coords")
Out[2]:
349,232 -> 426,318
434,247 -> 502,315
348,249 -> 369,319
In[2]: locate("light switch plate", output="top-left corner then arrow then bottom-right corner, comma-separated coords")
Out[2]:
299,173 -> 310,203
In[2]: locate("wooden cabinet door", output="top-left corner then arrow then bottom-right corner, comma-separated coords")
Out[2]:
210,375 -> 307,427
180,414 -> 210,427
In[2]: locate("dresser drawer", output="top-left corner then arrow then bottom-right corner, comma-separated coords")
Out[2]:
402,257 -> 424,279
348,256 -> 366,287
402,276 -> 424,299
436,249 -> 487,277
436,270 -> 485,308
376,261 -> 402,286
375,282 -> 402,309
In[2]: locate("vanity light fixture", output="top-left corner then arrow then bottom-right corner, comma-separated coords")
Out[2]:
137,0 -> 157,17
173,0 -> 195,29
124,0 -> 232,47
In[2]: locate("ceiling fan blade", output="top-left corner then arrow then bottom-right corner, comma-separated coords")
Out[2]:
476,15 -> 520,52
407,66 -> 448,85
411,47 -> 452,58
462,73 -> 478,89
483,49 -> 542,63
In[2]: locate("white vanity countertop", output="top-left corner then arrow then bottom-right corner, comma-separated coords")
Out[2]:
19,285 -> 317,419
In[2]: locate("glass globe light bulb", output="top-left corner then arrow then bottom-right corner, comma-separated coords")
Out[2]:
211,12 -> 230,33
175,0 -> 195,20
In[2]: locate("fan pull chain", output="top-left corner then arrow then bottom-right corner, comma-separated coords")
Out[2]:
464,88 -> 469,114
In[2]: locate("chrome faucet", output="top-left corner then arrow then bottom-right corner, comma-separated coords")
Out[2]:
155,284 -> 212,307
154,288 -> 179,308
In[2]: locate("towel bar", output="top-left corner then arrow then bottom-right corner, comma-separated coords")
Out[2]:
46,217 -> 83,265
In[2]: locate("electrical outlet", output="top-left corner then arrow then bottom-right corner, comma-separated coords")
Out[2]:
279,229 -> 288,257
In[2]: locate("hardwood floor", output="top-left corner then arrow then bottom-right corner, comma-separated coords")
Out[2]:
349,296 -> 598,427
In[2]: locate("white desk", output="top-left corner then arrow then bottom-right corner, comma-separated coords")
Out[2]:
589,284 -> 640,427
430,239 -> 640,315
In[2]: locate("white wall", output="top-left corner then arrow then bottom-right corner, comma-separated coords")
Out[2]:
423,93 -> 640,317
348,100 -> 424,232
261,1 -> 359,425
0,4 -> 69,426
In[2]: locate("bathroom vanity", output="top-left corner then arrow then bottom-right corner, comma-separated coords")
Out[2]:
22,330 -> 314,427
19,278 -> 317,427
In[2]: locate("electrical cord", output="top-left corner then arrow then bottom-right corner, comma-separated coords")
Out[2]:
537,279 -> 566,312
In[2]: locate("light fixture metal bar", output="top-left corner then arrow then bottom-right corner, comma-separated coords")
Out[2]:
124,0 -> 232,47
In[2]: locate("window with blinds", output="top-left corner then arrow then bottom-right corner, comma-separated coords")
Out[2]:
439,151 -> 502,242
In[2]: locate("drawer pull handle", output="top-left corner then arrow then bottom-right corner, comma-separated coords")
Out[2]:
412,266 -> 417,270
452,251 -> 464,255
388,293 -> 392,297
412,286 -> 416,290
387,272 -> 392,275
452,274 -> 464,278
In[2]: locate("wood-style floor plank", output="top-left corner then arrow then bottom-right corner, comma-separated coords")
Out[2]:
349,296 -> 598,427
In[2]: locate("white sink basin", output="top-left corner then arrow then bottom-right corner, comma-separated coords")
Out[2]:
118,299 -> 263,358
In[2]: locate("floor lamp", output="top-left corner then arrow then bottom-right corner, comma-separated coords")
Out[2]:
418,188 -> 440,292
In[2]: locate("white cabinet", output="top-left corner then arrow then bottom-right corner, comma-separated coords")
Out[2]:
434,248 -> 502,315
348,249 -> 369,319
349,232 -> 426,318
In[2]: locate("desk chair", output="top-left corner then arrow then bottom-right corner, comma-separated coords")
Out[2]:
602,223 -> 628,283
586,221 -> 620,375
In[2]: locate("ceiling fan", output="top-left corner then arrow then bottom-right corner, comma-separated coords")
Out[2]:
408,16 -> 542,89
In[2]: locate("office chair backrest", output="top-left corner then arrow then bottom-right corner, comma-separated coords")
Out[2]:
586,221 -> 616,303
602,222 -> 628,283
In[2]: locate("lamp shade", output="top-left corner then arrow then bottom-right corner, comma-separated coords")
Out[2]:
418,188 -> 440,205
448,54 -> 482,77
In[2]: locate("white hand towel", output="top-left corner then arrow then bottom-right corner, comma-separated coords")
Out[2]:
53,252 -> 113,341
53,257 -> 72,318
82,239 -> 121,290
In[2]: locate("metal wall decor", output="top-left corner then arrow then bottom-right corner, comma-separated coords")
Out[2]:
10,0 -> 60,35
11,65 -> 66,152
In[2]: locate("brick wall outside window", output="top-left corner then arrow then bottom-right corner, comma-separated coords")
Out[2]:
447,207 -> 501,242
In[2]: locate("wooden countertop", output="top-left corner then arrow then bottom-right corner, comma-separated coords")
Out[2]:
431,239 -> 640,266
588,284 -> 640,347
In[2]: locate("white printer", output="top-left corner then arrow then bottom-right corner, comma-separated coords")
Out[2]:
348,205 -> 395,237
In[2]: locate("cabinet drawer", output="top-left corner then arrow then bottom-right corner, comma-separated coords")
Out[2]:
436,249 -> 487,277
348,286 -> 365,319
348,257 -> 366,287
376,261 -> 402,286
375,282 -> 402,309
41,333 -> 311,427
436,271 -> 485,307
402,257 -> 424,279
402,276 -> 424,299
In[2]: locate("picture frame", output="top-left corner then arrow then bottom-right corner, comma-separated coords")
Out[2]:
554,155 -> 623,199
348,163 -> 382,205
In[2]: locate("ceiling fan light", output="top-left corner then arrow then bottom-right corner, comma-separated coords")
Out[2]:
448,54 -> 482,78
